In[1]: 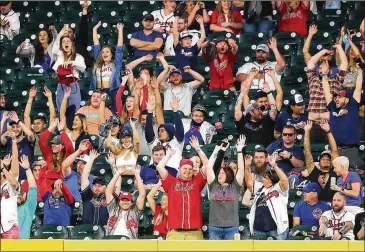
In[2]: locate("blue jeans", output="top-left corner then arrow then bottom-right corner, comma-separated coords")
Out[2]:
243,18 -> 273,36
254,229 -> 288,240
56,82 -> 81,112
209,226 -> 238,240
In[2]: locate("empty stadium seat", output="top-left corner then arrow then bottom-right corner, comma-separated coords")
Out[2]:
69,224 -> 105,240
32,225 -> 69,239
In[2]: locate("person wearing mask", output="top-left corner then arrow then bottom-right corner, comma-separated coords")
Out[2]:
322,67 -> 363,168
206,136 -> 245,240
80,150 -> 109,226
267,125 -> 305,175
0,1 -> 20,40
210,0 -> 243,35
201,37 -> 238,90
16,27 -> 57,70
146,181 -> 168,237
39,178 -> 74,227
23,86 -> 57,156
17,155 -> 37,239
274,1 -> 310,38
52,32 -> 86,112
130,14 -> 164,57
331,156 -> 364,216
1,111 -> 35,181
249,153 -> 289,240
156,145 -> 208,240
151,0 -> 176,34
302,120 -> 339,202
105,167 -> 145,239
90,22 -> 124,114
274,93 -> 308,139
77,90 -> 113,135
236,39 -> 286,91
145,97 -> 184,170
293,183 -> 331,227
0,152 -> 20,239
319,192 -> 355,240
139,145 -> 177,189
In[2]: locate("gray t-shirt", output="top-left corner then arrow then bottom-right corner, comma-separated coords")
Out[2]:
208,178 -> 241,227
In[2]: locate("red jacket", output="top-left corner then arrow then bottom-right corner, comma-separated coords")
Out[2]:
38,173 -> 74,206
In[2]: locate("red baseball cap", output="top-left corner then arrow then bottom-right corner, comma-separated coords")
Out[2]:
119,192 -> 133,201
333,89 -> 349,98
179,159 -> 194,168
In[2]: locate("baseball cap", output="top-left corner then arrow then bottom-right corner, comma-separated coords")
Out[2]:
256,44 -> 269,53
319,150 -> 332,160
303,182 -> 321,194
169,68 -> 182,77
0,2 -> 10,6
180,31 -> 193,40
8,120 -> 19,126
180,159 -> 194,168
192,104 -> 207,116
143,14 -> 154,22
48,135 -> 63,146
76,154 -> 90,164
92,177 -> 106,186
119,128 -> 132,139
215,37 -> 229,45
255,90 -> 268,99
333,89 -> 350,98
289,94 -> 304,106
119,191 -> 133,201
244,103 -> 263,114
355,163 -> 365,171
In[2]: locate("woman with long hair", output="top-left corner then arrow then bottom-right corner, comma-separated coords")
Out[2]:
147,181 -> 168,237
206,136 -> 246,240
210,0 -> 243,35
249,152 -> 289,240
16,27 -> 57,70
106,118 -> 140,173
52,27 -> 86,112
90,22 -> 124,114
59,87 -> 90,150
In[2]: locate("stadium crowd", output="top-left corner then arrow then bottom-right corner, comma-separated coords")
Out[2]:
0,0 -> 365,241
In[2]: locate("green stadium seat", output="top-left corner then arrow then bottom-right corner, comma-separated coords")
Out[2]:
32,225 -> 69,239
202,89 -> 232,103
121,175 -> 135,192
139,235 -> 164,240
98,1 -> 130,13
138,214 -> 153,236
102,235 -> 130,240
137,155 -> 151,166
239,32 -> 268,45
275,32 -> 302,47
289,224 -> 318,237
69,224 -> 105,240
0,67 -> 16,84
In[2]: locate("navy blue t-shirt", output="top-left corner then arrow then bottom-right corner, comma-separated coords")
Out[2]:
328,98 -> 360,145
140,164 -> 177,185
275,110 -> 308,136
80,186 -> 109,226
5,136 -> 34,181
174,43 -> 198,81
266,140 -> 305,174
293,200 -> 331,226
43,192 -> 73,226
131,30 -> 163,57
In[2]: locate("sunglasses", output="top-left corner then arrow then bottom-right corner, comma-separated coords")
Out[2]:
282,133 -> 294,137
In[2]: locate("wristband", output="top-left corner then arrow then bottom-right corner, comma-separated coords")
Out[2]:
237,151 -> 242,153
341,188 -> 345,192
289,154 -> 293,160
326,130 -> 331,134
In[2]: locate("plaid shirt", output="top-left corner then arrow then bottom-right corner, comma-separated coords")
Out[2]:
307,69 -> 345,113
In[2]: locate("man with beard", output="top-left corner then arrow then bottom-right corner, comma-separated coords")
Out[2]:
322,67 -> 363,168
319,192 -> 355,240
274,93 -> 308,139
201,37 -> 238,90
80,150 -> 108,226
39,177 -> 74,226
130,14 -> 164,57
23,86 -> 57,156
1,111 -> 35,181
17,155 -> 37,239
302,120 -> 338,202
244,147 -> 270,193
145,97 -> 184,170
236,38 -> 286,91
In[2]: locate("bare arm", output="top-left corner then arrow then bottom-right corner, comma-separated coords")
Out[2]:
234,92 -> 244,121
130,38 -> 152,49
353,67 -> 363,103
307,49 -> 331,70
319,216 -> 328,236
24,86 -> 37,129
303,25 -> 318,64
342,182 -> 361,199
130,120 -> 140,155
126,55 -> 152,71
302,121 -> 315,176
190,136 -> 209,176
173,17 -> 179,48
81,150 -> 98,191
196,17 -> 206,49
269,154 -> 289,191
207,146 -> 220,184
93,21 -> 101,46
153,79 -> 165,125
2,164 -> 18,190
293,217 -> 301,227
117,24 -> 124,47
146,181 -> 161,213
268,38 -> 286,74
105,168 -> 125,204
134,169 -> 146,211
334,44 -> 348,71
19,155 -> 36,187
187,68 -> 205,89
268,71 -> 284,112
156,152 -> 174,179
44,87 -> 56,123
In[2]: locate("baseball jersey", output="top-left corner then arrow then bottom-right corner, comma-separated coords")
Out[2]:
322,210 -> 355,240
151,9 -> 175,32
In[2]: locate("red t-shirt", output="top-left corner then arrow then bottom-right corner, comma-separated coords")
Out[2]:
161,171 -> 207,230
210,10 -> 243,35
277,2 -> 310,38
203,50 -> 238,90
153,205 -> 168,236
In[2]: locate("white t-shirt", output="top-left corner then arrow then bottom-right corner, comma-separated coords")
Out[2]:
137,123 -> 158,156
321,210 -> 355,240
236,61 -> 283,91
1,181 -> 20,233
164,30 -> 200,56
96,63 -> 113,83
151,9 -> 175,32
113,211 -> 130,238
148,137 -> 183,170
163,82 -> 197,116
0,9 -> 20,40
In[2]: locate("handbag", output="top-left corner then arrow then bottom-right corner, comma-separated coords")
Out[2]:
57,64 -> 77,85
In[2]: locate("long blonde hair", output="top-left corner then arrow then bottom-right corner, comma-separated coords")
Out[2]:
346,47 -> 358,72
74,113 -> 88,134
216,0 -> 232,15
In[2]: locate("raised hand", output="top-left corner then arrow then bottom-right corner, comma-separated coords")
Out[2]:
268,37 -> 277,50
146,96 -> 156,113
183,66 -> 191,73
265,67 -> 275,77
249,67 -> 259,78
320,119 -> 330,132
49,118 -> 59,132
88,149 -> 99,161
101,93 -> 107,102
228,39 -> 238,51
262,81 -> 271,93
2,154 -> 12,167
117,23 -> 124,32
195,14 -> 203,24
156,52 -> 164,61
94,21 -> 102,30
189,136 -> 200,149
64,87 -> 71,99
143,54 -> 153,62
54,179 -> 63,190
236,134 -> 246,151
117,166 -> 126,175
105,152 -> 116,165
78,139 -> 89,152
308,25 -> 318,36
129,117 -> 136,128
9,111 -> 19,123
244,155 -> 253,168
268,153 -> 278,167
150,76 -> 158,89
57,119 -> 66,132
170,96 -> 180,112
29,86 -> 38,98
43,86 -> 52,98
19,155 -> 30,170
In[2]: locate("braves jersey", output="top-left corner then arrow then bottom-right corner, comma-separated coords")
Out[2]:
322,210 -> 355,240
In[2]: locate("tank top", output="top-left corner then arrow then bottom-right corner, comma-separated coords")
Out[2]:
115,149 -> 137,169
